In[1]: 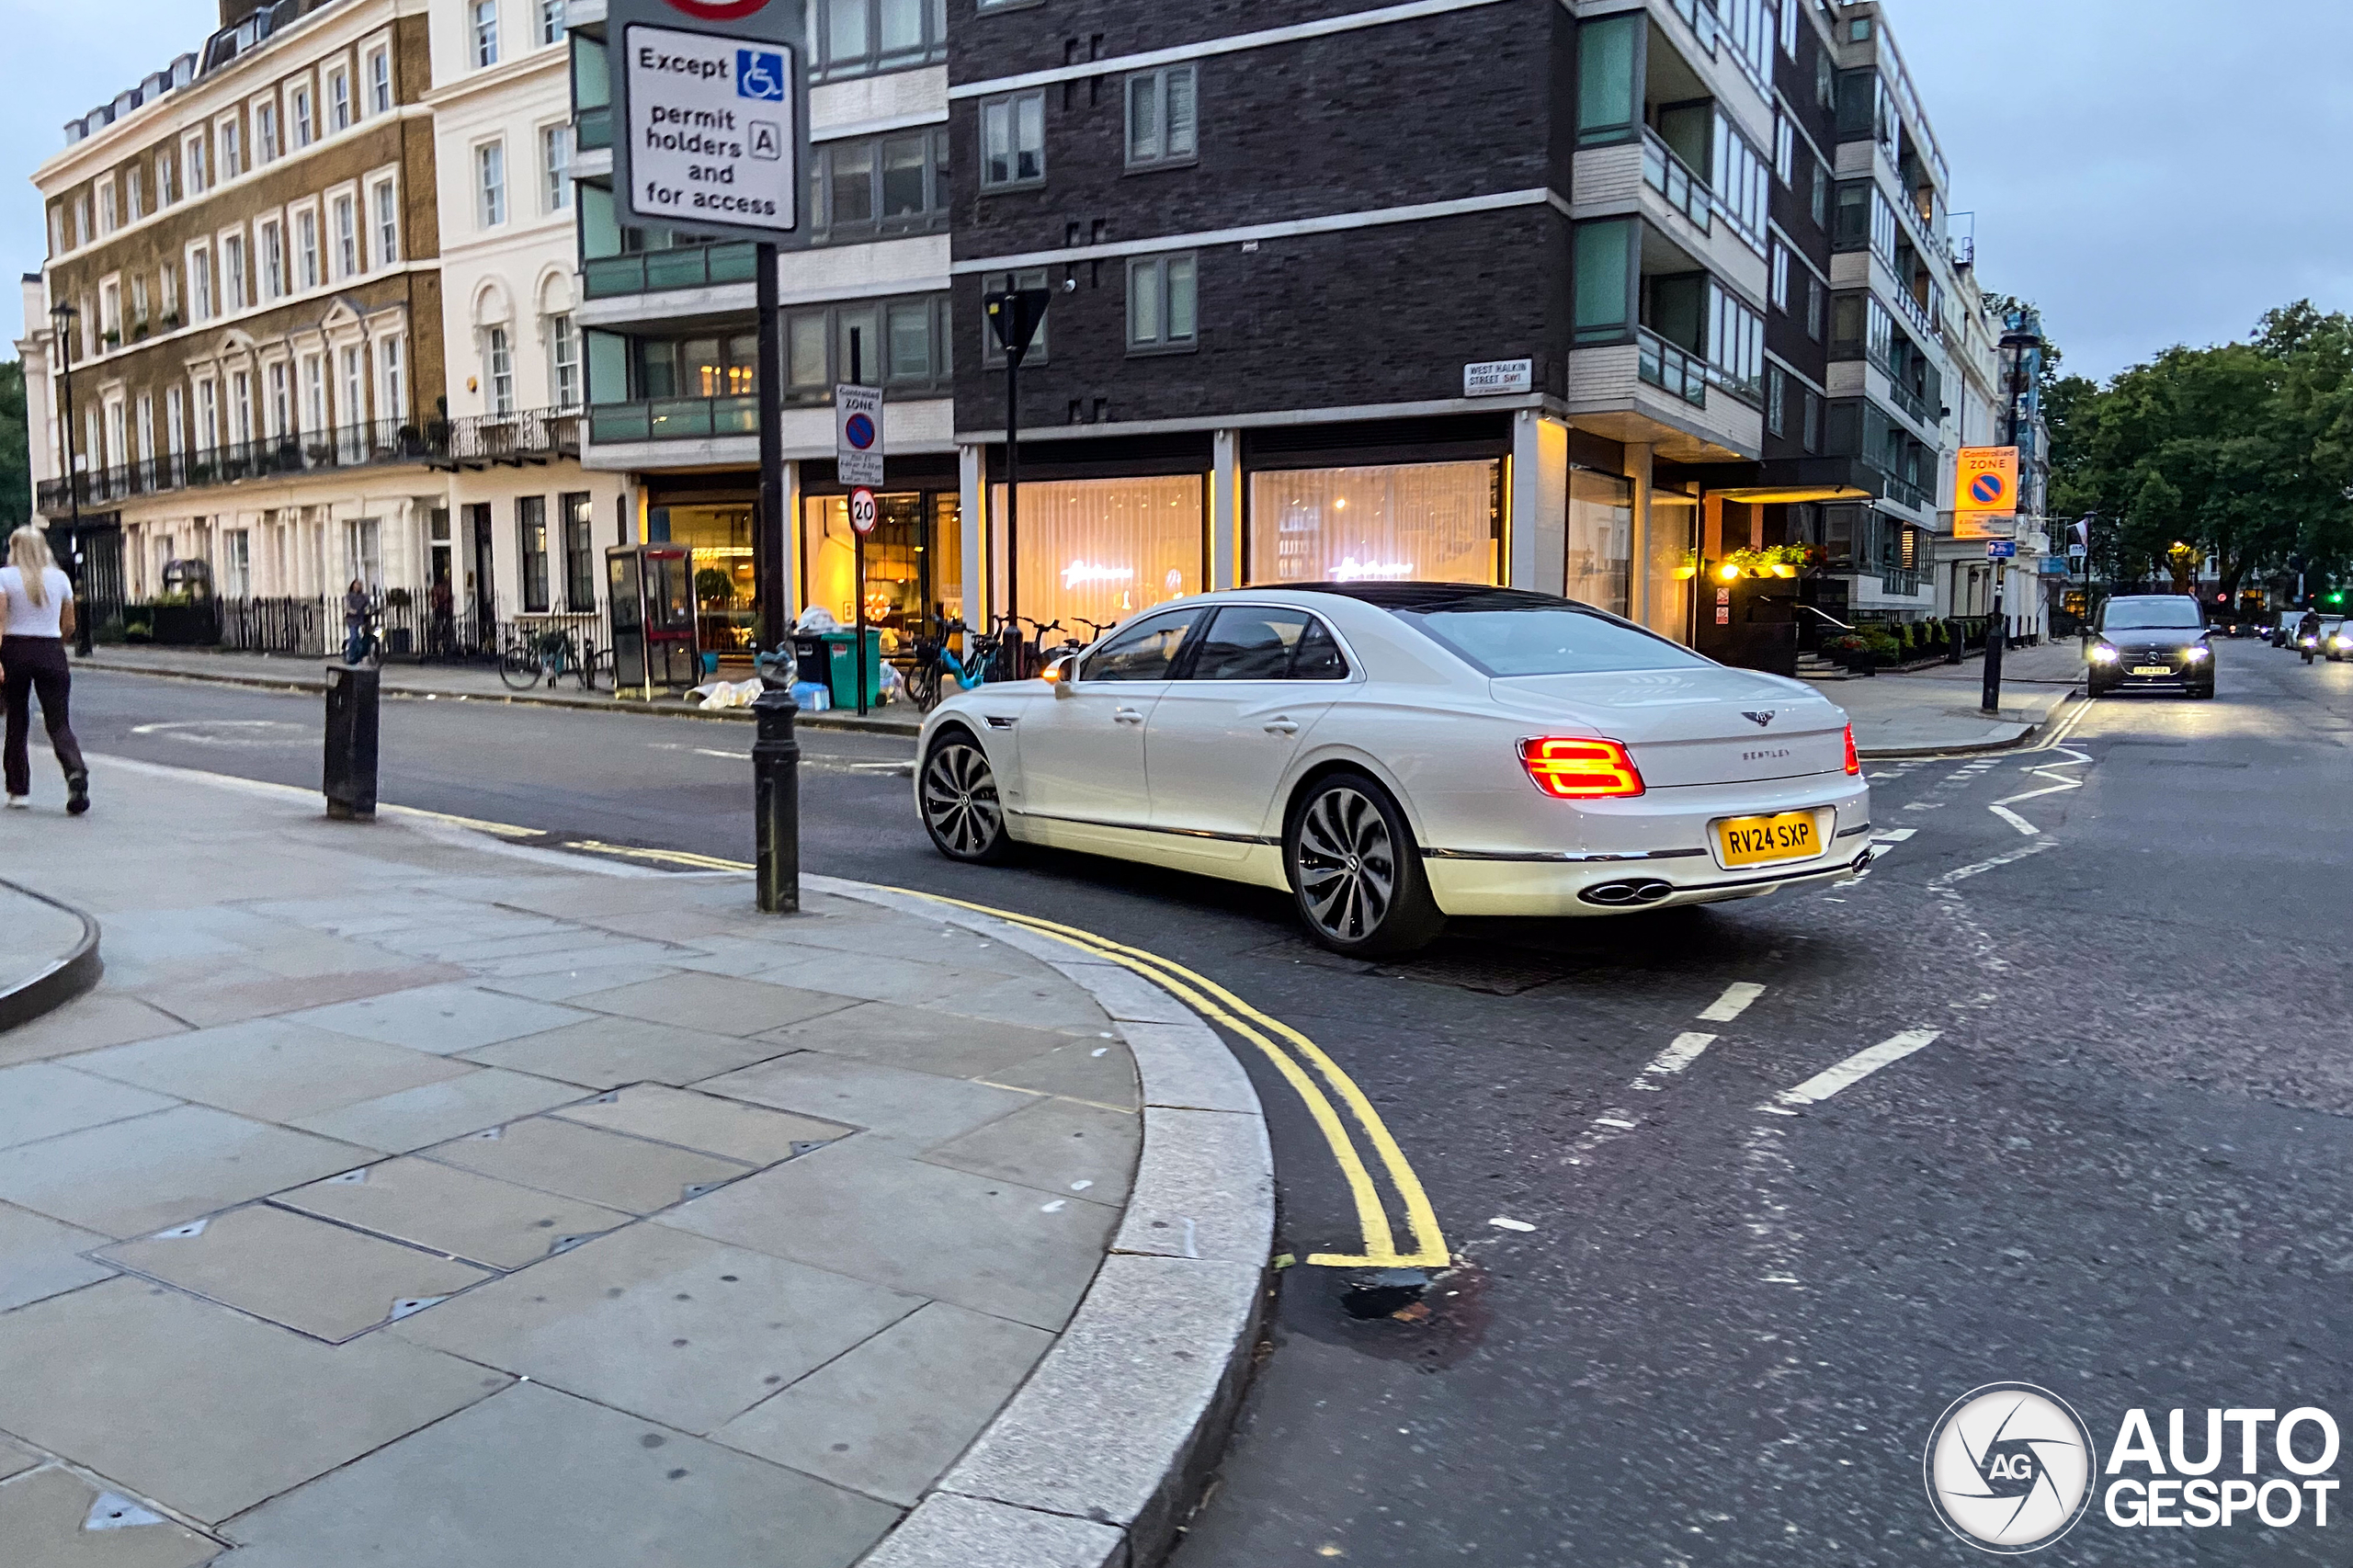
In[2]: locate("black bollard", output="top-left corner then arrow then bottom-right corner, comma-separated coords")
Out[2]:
324,664 -> 380,821
753,684 -> 801,913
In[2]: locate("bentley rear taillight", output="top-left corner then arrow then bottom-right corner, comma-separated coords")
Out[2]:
1518,737 -> 1645,799
1843,724 -> 1861,777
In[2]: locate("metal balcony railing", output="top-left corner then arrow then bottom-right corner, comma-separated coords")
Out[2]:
582,242 -> 760,300
1641,129 -> 1711,233
1884,379 -> 1931,430
586,394 -> 761,445
1637,327 -> 1708,408
426,408 -> 584,471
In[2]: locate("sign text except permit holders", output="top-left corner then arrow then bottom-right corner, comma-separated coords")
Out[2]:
619,18 -> 800,239
1953,445 -> 2019,540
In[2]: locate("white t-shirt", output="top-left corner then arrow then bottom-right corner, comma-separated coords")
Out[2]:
0,565 -> 74,640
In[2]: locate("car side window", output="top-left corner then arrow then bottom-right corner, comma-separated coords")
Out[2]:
1083,608 -> 1202,681
1187,607 -> 1350,680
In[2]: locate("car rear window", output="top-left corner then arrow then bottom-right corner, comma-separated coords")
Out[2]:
2100,599 -> 2204,631
1398,605 -> 1713,676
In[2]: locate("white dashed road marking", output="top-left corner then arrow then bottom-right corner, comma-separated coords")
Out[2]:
1764,1028 -> 1944,1112
1698,982 -> 1767,1023
1987,804 -> 2041,836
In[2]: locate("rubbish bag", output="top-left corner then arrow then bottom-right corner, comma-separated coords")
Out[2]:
794,606 -> 842,634
790,680 -> 832,711
689,678 -> 764,710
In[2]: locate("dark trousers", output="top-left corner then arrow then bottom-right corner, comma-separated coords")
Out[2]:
4,637 -> 87,798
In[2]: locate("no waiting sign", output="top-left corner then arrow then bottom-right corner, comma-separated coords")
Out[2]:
609,0 -> 809,244
835,383 -> 884,488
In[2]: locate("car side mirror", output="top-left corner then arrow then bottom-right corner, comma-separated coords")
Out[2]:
1044,655 -> 1076,697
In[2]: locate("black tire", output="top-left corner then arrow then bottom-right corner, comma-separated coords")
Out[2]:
1283,771 -> 1446,958
905,660 -> 941,713
920,729 -> 1016,864
499,643 -> 541,690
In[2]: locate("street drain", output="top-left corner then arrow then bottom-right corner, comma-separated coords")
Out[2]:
1339,1268 -> 1430,1320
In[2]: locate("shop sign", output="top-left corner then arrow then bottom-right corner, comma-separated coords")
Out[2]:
835,383 -> 884,487
611,0 -> 808,244
1463,358 -> 1533,396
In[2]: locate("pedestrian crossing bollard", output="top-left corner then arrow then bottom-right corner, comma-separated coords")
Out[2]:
753,675 -> 801,914
323,664 -> 379,822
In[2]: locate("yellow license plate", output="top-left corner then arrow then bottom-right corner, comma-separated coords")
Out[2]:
2131,665 -> 2172,676
1715,812 -> 1822,868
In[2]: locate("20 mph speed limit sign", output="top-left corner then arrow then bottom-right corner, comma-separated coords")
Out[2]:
848,487 -> 878,536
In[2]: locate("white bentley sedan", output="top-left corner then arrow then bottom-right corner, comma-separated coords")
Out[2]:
915,584 -> 1870,955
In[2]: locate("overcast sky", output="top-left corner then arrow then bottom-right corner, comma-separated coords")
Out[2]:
3,0 -> 2347,380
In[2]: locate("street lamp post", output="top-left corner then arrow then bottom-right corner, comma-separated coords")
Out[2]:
47,302 -> 92,656
983,285 -> 1056,676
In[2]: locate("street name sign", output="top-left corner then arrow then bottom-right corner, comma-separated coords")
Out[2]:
610,0 -> 809,243
835,384 -> 884,488
1953,445 -> 2019,540
1463,358 -> 1534,396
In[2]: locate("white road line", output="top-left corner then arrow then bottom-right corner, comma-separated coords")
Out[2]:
1770,1028 -> 1943,1108
1987,804 -> 2042,836
1870,827 -> 1917,843
1936,838 -> 2061,884
1593,1116 -> 1639,1130
1638,1031 -> 1718,1082
1698,983 -> 1766,1023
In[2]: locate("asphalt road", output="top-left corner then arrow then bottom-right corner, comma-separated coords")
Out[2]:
61,642 -> 2353,1565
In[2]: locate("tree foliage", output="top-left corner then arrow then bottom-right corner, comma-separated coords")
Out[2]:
0,361 -> 27,533
2048,301 -> 2353,602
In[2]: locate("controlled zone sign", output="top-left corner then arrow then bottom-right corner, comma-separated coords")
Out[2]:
835,383 -> 884,489
1953,446 -> 2019,540
612,0 -> 807,243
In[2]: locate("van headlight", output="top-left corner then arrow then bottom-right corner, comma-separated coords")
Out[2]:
2184,645 -> 2210,661
2089,643 -> 2120,664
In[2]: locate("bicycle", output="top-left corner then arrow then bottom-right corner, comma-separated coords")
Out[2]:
341,615 -> 384,669
905,617 -> 1006,712
500,626 -> 607,692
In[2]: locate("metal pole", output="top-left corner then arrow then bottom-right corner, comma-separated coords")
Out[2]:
752,684 -> 801,913
51,308 -> 91,656
1981,576 -> 2005,715
1004,353 -> 1019,677
755,243 -> 786,657
850,328 -> 867,717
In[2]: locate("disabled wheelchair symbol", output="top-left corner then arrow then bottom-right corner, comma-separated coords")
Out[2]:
736,50 -> 786,101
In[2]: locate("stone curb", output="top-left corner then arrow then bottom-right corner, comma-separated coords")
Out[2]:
74,655 -> 922,736
807,876 -> 1274,1568
1854,691 -> 2085,760
0,876 -> 103,1033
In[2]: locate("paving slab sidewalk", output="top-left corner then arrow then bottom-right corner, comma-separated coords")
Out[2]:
74,644 -> 924,734
1807,639 -> 2086,756
0,756 -> 1267,1567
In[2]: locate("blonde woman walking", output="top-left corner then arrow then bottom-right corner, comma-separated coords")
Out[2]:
0,528 -> 89,814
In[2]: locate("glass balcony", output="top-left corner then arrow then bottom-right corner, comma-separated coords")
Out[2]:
587,395 -> 761,444
1641,129 -> 1711,233
582,242 -> 760,300
575,107 -> 611,151
1637,327 -> 1708,408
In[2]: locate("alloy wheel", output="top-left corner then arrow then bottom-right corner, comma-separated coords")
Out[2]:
922,740 -> 1005,858
1295,785 -> 1396,943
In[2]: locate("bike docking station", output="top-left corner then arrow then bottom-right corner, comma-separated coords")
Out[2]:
323,663 -> 380,823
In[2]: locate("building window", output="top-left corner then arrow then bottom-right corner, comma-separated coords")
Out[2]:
473,0 -> 500,67
296,210 -> 319,290
487,325 -> 516,415
638,332 -> 760,399
978,268 -> 1048,366
223,233 -> 249,310
303,354 -> 326,436
1770,244 -> 1790,312
368,48 -> 392,113
1810,162 -> 1829,227
980,91 -> 1045,188
1773,115 -> 1792,183
165,386 -> 184,455
814,0 -> 947,81
185,134 -> 209,194
372,179 -> 400,262
261,220 -> 286,298
1575,12 -> 1640,145
190,245 -> 213,320
257,101 -> 279,162
1806,277 -> 1824,342
47,205 -> 63,256
517,495 -> 550,612
342,345 -> 366,430
540,0 -> 565,45
380,334 -> 406,420
1125,64 -> 1198,168
220,119 -> 244,177
292,85 -> 314,148
198,378 -> 218,450
1126,254 -> 1198,351
1248,461 -> 1500,587
542,123 -> 573,211
1572,218 -> 1634,343
346,517 -> 382,590
222,529 -> 251,596
809,127 -> 949,239
126,166 -> 144,221
549,312 -> 581,405
478,141 -> 506,226
329,69 -> 351,132
562,492 -> 595,610
267,361 -> 290,437
1802,390 -> 1823,453
1765,364 -> 1787,437
334,196 -> 359,276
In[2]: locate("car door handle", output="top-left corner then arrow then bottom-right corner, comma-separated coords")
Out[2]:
1263,718 -> 1300,734
1113,707 -> 1145,725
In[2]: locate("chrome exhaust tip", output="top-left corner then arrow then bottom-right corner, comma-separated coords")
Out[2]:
1581,878 -> 1677,908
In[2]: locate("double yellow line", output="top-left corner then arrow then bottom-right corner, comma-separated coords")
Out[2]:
501,831 -> 1449,1269
880,889 -> 1450,1270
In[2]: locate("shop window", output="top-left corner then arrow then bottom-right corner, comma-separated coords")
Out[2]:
518,495 -> 550,612
990,474 -> 1206,631
801,492 -> 961,646
1565,468 -> 1632,618
1246,460 -> 1501,588
663,505 -> 756,656
1645,494 -> 1697,643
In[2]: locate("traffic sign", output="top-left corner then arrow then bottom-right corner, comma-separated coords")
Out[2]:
1986,540 -> 2018,559
835,383 -> 884,487
609,0 -> 809,243
848,487 -> 878,536
1953,446 -> 2019,540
